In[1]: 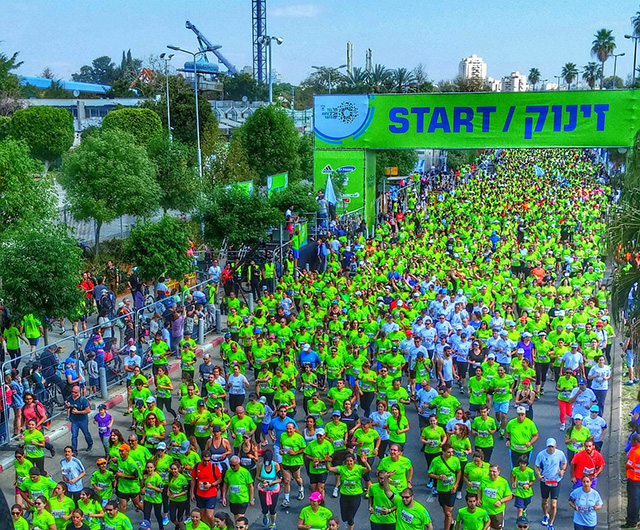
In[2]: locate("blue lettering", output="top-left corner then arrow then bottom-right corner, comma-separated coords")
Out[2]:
410,107 -> 430,133
476,106 -> 496,133
564,105 -> 578,132
428,107 -> 451,133
593,104 -> 609,131
453,107 -> 473,133
389,108 -> 409,133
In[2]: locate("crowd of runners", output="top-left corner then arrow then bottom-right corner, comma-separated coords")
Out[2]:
10,149 -> 618,530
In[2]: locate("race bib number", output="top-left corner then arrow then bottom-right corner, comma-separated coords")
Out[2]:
240,458 -> 252,466
439,406 -> 450,415
517,481 -> 529,488
334,439 -> 345,448
512,443 -> 527,451
470,481 -> 480,490
443,476 -> 454,486
478,430 -> 488,438
388,399 -> 398,407
236,427 -> 246,435
400,510 -> 415,524
186,406 -> 195,414
484,488 -> 497,499
26,444 -> 36,453
159,472 -> 169,481
230,485 -> 241,494
196,425 -> 207,433
99,426 -> 108,434
315,462 -> 326,470
375,506 -> 385,515
52,509 -> 65,518
426,439 -> 438,447
343,480 -> 356,489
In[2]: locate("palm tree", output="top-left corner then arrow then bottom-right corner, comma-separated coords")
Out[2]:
367,64 -> 391,93
582,62 -> 601,89
344,67 -> 369,94
528,68 -> 541,90
391,67 -> 416,93
591,28 -> 616,89
561,62 -> 579,90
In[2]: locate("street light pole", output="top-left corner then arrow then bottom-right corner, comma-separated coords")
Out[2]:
554,75 -> 562,90
159,53 -> 174,139
625,35 -> 639,87
540,79 -> 548,91
613,52 -> 625,89
257,36 -> 283,104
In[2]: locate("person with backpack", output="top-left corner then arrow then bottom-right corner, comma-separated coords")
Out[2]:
21,393 -> 55,457
190,450 -> 222,526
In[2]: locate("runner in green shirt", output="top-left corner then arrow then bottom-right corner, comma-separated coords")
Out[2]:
47,483 -> 75,529
505,408 -> 539,467
103,502 -> 133,530
326,453 -> 371,530
279,422 -> 307,506
478,465 -> 513,527
304,429 -> 335,480
510,456 -> 536,518
19,468 -> 57,511
379,472 -> 433,530
115,445 -> 143,512
464,452 -> 490,496
298,494 -> 333,530
222,456 -> 254,516
489,366 -> 514,437
454,494 -> 490,530
229,407 -> 257,448
470,405 -> 498,462
367,469 -> 398,527
91,458 -> 115,503
427,443 -> 461,530
31,498 -> 56,530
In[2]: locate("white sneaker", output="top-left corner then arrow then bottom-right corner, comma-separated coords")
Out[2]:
559,423 -> 566,431
332,487 -> 339,498
456,490 -> 462,499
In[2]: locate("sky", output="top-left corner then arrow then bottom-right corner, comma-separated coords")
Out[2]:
2,0 -> 639,86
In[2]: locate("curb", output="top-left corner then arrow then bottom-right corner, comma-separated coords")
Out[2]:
609,341 -> 623,528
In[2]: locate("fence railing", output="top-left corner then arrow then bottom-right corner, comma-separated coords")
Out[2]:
0,280 -> 223,446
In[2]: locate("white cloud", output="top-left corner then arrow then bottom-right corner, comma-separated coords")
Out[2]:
271,4 -> 321,18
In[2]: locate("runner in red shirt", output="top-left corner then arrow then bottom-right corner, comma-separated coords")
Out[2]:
570,439 -> 605,489
190,450 -> 222,526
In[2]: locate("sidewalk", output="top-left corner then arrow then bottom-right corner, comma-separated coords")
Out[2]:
0,334 -> 223,473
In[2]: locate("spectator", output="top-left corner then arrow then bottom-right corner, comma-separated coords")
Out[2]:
65,385 -> 93,454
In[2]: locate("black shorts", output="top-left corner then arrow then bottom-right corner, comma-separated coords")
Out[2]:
409,369 -> 417,379
438,490 -> 456,507
540,482 -> 560,500
230,502 -> 248,515
116,489 -> 139,500
282,464 -> 301,474
196,495 -> 218,509
309,472 -> 328,484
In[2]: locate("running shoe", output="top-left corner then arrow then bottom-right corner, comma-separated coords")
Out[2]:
332,487 -> 339,498
541,515 -> 549,526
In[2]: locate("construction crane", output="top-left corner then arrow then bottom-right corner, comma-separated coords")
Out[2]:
185,20 -> 238,75
129,68 -> 155,89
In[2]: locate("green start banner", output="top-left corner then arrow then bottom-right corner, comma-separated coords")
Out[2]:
314,90 -> 640,149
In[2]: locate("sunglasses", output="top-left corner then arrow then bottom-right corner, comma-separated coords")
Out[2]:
11,511 -> 21,515
401,495 -> 413,499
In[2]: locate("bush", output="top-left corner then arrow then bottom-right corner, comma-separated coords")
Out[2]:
102,107 -> 162,144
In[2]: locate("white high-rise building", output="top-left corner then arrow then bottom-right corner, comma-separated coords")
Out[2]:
459,54 -> 487,80
502,71 -> 528,92
487,77 -> 502,92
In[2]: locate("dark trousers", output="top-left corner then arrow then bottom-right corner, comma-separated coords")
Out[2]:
627,479 -> 640,526
144,500 -> 164,530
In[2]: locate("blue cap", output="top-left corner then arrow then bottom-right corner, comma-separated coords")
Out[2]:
139,521 -> 151,530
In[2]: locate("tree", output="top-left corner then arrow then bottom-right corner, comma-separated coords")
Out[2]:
528,68 -> 541,90
206,135 -> 257,186
0,221 -> 85,324
43,80 -> 73,99
124,216 -> 193,282
603,75 -> 624,89
223,73 -> 268,100
582,62 -> 602,89
0,49 -> 23,116
268,181 -> 319,214
437,77 -> 490,93
59,129 -> 161,253
367,64 -> 391,93
141,75 -> 215,146
201,185 -> 281,247
561,63 -> 579,90
147,132 -> 199,213
10,106 -> 74,172
390,68 -> 416,93
446,149 -> 476,170
374,150 -> 418,183
0,139 -> 56,237
102,107 -> 163,145
0,116 -> 10,140
238,106 -> 301,186
412,64 -> 434,92
200,115 -> 220,161
40,67 -> 55,80
343,67 -> 370,93
297,133 -> 313,182
591,28 -> 616,89
72,56 -> 117,84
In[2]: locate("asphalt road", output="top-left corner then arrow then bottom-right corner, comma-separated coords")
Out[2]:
0,346 -> 613,530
